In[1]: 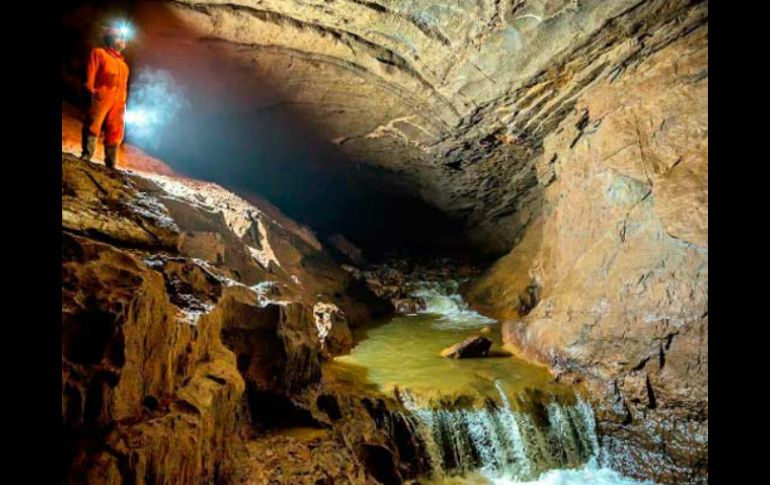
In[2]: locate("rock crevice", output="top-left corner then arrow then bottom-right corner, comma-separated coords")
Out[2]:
61,154 -> 393,483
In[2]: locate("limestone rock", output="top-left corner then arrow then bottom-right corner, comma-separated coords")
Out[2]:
467,21 -> 708,484
62,154 -> 179,249
440,336 -> 492,359
393,297 -> 427,314
235,370 -> 433,484
62,232 -> 245,484
62,156 -> 388,482
328,233 -> 367,266
120,0 -> 707,253
62,0 -> 709,481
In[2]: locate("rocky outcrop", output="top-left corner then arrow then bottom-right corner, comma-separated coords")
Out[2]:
440,336 -> 492,359
328,233 -> 367,266
235,368 -> 434,484
341,258 -> 483,316
61,154 -> 393,483
392,297 -> 427,314
62,224 -> 246,483
466,17 -> 707,485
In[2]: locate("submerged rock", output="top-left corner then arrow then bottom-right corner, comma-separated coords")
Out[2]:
392,297 -> 427,314
440,336 -> 492,359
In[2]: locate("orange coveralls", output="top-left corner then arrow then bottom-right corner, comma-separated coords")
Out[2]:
84,47 -> 130,146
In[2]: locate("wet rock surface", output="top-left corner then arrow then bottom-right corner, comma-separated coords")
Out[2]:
61,154 -> 403,484
440,336 -> 492,359
61,159 -> 593,485
234,368 -> 434,484
342,258 -> 483,317
466,18 -> 708,484
137,0 -> 707,254
392,297 -> 427,314
61,152 -> 686,484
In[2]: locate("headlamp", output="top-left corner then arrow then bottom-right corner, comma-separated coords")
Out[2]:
114,21 -> 134,40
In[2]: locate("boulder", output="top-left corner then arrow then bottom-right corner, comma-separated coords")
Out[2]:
440,336 -> 492,359
393,297 -> 427,314
327,233 -> 366,266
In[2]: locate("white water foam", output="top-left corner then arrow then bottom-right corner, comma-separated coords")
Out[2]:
491,458 -> 656,485
410,280 -> 495,329
398,381 -> 655,485
395,278 -> 659,485
398,383 -> 596,481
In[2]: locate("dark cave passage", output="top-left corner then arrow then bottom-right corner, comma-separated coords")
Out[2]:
62,0 -> 478,262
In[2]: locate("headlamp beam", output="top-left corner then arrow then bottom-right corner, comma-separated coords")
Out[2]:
113,21 -> 134,41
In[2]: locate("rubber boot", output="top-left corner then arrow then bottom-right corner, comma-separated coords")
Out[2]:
104,145 -> 118,169
81,133 -> 97,162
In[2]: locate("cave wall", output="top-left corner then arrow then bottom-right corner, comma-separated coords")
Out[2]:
62,0 -> 474,259
159,0 -> 706,254
63,0 -> 706,256
467,13 -> 707,484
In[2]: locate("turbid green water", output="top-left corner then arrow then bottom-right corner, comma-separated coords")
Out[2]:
331,313 -> 573,409
326,279 -> 654,485
328,279 -> 574,409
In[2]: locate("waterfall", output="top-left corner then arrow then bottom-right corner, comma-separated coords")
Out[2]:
396,382 -> 599,482
346,271 -> 655,484
410,280 -> 495,329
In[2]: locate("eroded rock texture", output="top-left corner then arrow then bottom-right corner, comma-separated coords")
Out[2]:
61,154 -> 406,483
466,15 -> 707,485
62,175 -> 245,483
155,0 -> 706,254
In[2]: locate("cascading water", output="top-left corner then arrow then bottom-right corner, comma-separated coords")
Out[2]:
410,280 -> 495,329
396,382 -> 598,482
334,273 -> 656,484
